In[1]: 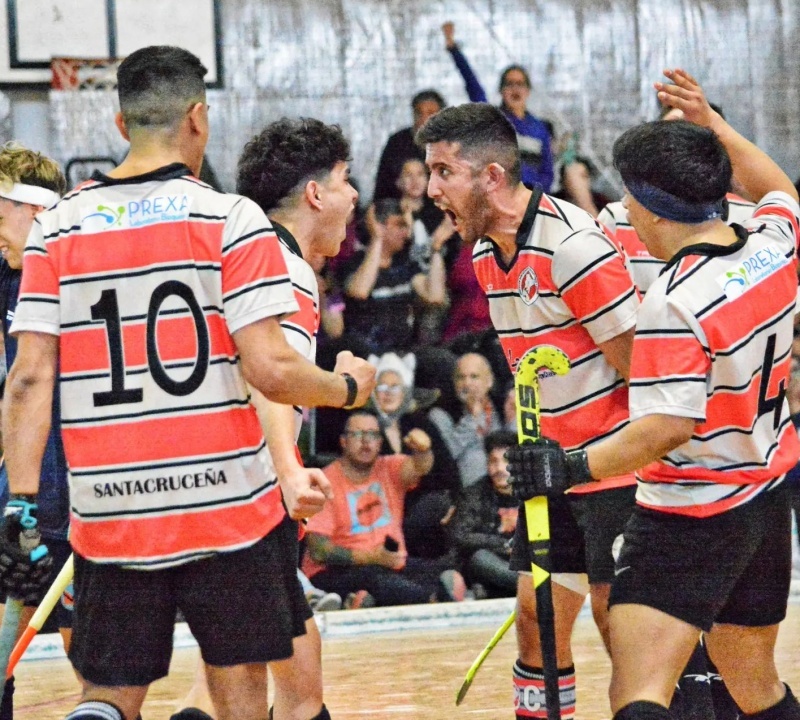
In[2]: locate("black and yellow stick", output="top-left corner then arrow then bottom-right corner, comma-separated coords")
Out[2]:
454,345 -> 569,709
515,345 -> 570,720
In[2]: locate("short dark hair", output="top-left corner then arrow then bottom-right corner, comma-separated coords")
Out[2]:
484,430 -> 517,455
613,120 -> 731,204
343,408 -> 380,431
415,103 -> 521,185
236,118 -> 350,214
117,46 -> 207,130
373,198 -> 404,225
499,64 -> 531,91
412,89 -> 446,112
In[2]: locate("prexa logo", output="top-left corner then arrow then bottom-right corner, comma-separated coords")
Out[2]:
82,204 -> 125,227
718,244 -> 789,300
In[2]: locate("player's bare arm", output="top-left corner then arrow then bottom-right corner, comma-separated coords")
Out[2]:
250,387 -> 333,520
656,68 -> 798,203
234,316 -> 375,408
584,413 -> 695,481
400,428 -> 434,487
2,331 -> 58,496
597,326 -> 635,384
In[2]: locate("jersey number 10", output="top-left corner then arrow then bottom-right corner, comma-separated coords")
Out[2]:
90,281 -> 210,407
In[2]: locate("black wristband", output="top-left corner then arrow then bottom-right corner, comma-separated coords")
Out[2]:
565,450 -> 593,483
341,373 -> 358,409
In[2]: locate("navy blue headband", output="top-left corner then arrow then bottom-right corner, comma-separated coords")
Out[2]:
626,178 -> 725,224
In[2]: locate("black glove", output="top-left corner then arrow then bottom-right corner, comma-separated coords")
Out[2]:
505,438 -> 593,501
0,499 -> 53,605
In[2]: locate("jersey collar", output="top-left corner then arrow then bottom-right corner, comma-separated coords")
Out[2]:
663,223 -> 749,273
91,162 -> 194,186
271,220 -> 303,260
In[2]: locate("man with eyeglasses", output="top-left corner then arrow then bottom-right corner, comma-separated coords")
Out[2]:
302,409 -> 468,606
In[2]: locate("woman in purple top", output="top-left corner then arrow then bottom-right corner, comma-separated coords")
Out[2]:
442,21 -> 554,192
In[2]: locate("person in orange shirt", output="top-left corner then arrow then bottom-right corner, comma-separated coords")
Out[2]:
303,410 -> 467,606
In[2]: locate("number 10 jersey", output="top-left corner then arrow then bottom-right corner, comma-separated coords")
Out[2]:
11,164 -> 300,568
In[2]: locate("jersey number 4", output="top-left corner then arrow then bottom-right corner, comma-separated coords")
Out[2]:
91,281 -> 210,407
758,333 -> 787,430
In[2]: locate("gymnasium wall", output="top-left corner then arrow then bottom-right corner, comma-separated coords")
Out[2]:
10,0 -> 800,195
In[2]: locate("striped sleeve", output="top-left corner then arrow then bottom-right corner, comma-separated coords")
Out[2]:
629,291 -> 710,421
596,205 -> 618,237
10,220 -> 60,337
746,191 -> 800,253
551,228 -> 638,344
221,197 -> 299,335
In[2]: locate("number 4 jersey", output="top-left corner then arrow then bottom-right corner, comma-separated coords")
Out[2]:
630,191 -> 800,517
11,163 -> 300,567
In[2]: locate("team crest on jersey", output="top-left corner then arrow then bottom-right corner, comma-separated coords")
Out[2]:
717,243 -> 789,300
517,266 -> 539,305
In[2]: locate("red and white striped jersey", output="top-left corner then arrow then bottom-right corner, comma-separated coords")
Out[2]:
599,193 -> 756,294
473,192 -> 639,492
264,222 -> 320,483
630,191 -> 800,517
10,163 -> 300,567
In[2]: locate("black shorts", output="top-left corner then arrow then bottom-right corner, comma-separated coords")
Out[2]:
69,515 -> 312,687
609,484 -> 792,632
510,486 -> 636,584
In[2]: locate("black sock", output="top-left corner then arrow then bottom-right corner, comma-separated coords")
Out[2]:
613,700 -> 673,720
740,685 -> 800,720
169,709 -> 214,720
0,677 -> 13,720
669,642 -> 714,720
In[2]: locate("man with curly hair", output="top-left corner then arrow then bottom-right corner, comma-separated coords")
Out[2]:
172,117 -> 359,720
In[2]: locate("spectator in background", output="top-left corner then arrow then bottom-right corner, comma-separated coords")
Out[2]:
396,157 -> 457,344
553,156 -> 612,218
302,410 -> 467,606
373,89 -> 446,202
449,430 -> 519,598
369,352 -> 459,560
340,198 -> 446,354
428,352 -> 502,488
440,235 -> 493,344
441,21 -> 554,192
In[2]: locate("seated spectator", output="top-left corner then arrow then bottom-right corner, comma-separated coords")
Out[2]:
441,21 -> 554,191
449,430 -> 519,597
395,157 -> 456,344
440,236 -> 492,344
369,352 -> 460,559
553,156 -> 612,218
339,198 -> 446,354
427,352 -> 502,487
373,89 -> 446,202
302,410 -> 467,606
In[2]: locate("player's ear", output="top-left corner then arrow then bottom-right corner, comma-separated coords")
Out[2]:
485,162 -> 507,192
114,112 -> 130,141
186,102 -> 206,135
306,180 -> 323,210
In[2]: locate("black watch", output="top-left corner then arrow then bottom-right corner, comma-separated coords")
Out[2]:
341,373 -> 358,409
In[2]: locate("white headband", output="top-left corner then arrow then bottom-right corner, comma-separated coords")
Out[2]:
0,183 -> 59,209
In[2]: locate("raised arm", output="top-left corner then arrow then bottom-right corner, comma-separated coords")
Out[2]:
442,22 -> 488,103
656,69 -> 798,203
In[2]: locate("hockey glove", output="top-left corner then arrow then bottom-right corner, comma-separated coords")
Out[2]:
0,499 -> 53,605
505,438 -> 593,501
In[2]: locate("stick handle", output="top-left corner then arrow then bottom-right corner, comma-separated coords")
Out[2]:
6,553 -> 73,678
0,600 -> 23,679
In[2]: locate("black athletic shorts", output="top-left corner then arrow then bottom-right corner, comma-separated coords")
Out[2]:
609,483 -> 792,632
509,486 -> 636,584
69,514 -> 312,686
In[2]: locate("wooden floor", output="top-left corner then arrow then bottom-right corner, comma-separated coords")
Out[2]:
13,605 -> 800,719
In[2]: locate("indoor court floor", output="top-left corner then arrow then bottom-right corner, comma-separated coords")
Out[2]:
13,604 -> 800,719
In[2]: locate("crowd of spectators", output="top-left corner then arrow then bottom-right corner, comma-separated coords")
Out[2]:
292,21 -> 800,606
